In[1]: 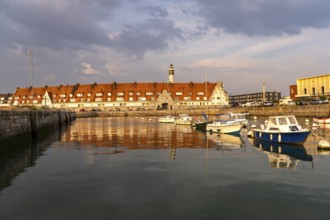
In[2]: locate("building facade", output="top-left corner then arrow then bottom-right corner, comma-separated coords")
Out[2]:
296,74 -> 330,99
230,91 -> 281,105
11,81 -> 229,110
0,93 -> 12,106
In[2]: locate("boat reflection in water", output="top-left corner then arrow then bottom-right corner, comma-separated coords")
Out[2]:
206,133 -> 245,150
253,139 -> 313,170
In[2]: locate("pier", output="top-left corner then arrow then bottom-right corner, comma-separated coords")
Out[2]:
75,104 -> 330,118
0,109 -> 76,140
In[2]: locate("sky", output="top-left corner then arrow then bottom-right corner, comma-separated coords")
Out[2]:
1,0 -> 330,96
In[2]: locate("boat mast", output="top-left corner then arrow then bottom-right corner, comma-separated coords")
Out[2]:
205,68 -> 208,117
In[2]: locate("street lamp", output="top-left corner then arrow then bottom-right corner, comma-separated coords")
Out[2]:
28,50 -> 34,102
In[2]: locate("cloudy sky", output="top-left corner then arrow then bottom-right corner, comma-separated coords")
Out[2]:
1,0 -> 330,95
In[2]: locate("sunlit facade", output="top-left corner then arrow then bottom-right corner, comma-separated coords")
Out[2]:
296,74 -> 330,99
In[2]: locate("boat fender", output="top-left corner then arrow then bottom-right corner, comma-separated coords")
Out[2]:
278,134 -> 281,143
318,140 -> 330,149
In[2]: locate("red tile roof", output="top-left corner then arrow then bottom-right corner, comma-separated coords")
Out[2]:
12,82 -> 220,104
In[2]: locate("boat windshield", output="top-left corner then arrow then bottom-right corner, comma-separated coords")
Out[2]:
269,117 -> 277,126
288,116 -> 297,125
278,117 -> 288,125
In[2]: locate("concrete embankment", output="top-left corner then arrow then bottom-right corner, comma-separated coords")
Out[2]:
76,104 -> 330,118
0,110 -> 76,139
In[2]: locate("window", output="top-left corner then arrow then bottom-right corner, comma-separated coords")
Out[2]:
322,86 -> 325,95
138,97 -> 146,101
60,94 -> 66,98
87,93 -> 91,97
304,88 -> 307,94
107,98 -> 111,101
96,93 -> 103,97
197,92 -> 204,96
129,91 -> 134,96
278,117 -> 288,125
69,94 -> 73,97
176,92 -> 182,96
116,92 -> 124,96
151,97 -> 155,101
70,98 -> 76,102
136,92 -> 141,96
129,97 -> 134,101
312,87 -> 315,95
146,92 -> 153,96
107,92 -> 112,96
183,97 -> 191,101
95,98 -> 103,102
188,92 -> 192,96
77,93 -> 84,97
116,97 -> 124,101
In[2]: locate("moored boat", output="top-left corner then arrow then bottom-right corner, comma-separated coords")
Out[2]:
206,120 -> 242,135
174,114 -> 193,125
229,112 -> 249,125
313,117 -> 330,124
206,114 -> 243,135
158,115 -> 175,123
253,115 -> 310,144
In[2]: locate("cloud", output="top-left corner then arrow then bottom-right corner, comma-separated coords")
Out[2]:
109,18 -> 183,58
194,0 -> 330,36
82,62 -> 100,75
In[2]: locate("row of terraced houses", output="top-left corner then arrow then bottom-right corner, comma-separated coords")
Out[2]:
10,65 -> 229,110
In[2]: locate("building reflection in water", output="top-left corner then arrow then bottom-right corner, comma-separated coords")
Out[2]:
60,118 -> 248,161
62,118 -> 207,149
253,139 -> 313,170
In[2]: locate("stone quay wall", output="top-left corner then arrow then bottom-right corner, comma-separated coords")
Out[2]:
76,104 -> 330,118
0,110 -> 76,139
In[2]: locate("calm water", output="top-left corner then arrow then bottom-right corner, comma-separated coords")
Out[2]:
1,117 -> 330,220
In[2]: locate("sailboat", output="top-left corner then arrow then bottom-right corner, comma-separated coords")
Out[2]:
194,71 -> 213,131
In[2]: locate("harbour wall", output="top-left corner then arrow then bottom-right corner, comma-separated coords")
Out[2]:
76,104 -> 330,118
0,110 -> 76,139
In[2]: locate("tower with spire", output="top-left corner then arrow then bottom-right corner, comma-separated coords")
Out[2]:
169,64 -> 174,83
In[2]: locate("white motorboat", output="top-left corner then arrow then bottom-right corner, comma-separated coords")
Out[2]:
229,112 -> 249,125
174,114 -> 193,125
206,120 -> 242,135
158,115 -> 175,123
206,114 -> 243,135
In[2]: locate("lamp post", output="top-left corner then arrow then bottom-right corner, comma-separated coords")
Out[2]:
50,73 -> 55,108
28,50 -> 34,102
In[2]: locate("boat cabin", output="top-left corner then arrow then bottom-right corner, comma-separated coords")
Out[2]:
265,115 -> 302,132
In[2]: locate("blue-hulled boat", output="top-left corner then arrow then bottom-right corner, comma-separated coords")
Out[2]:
252,115 -> 310,144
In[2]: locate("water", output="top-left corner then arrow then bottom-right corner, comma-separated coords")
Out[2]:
1,117 -> 330,220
